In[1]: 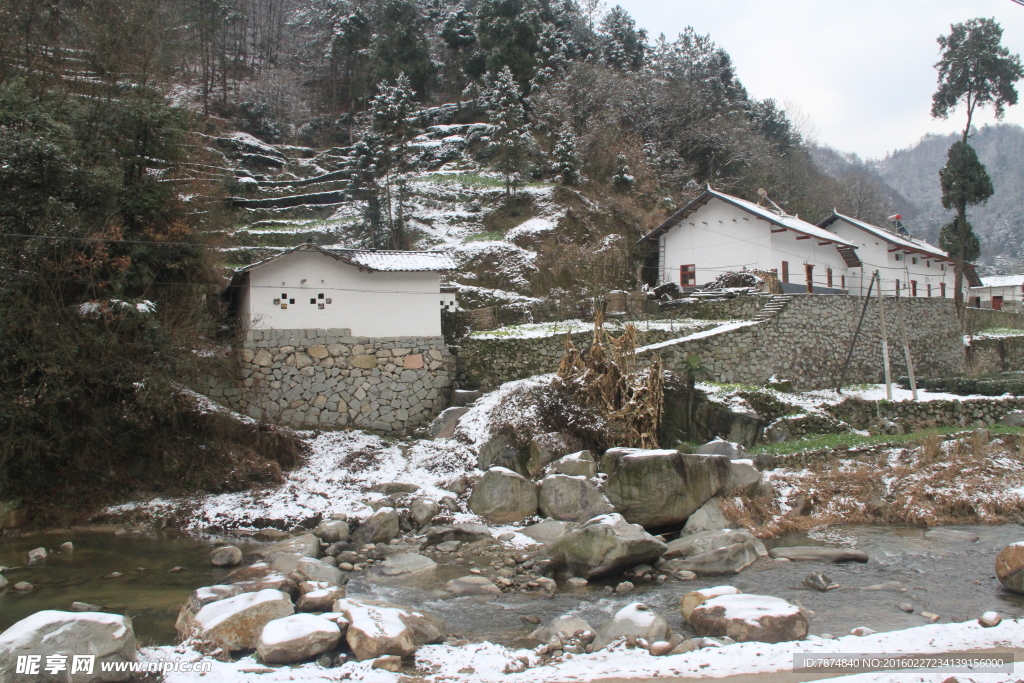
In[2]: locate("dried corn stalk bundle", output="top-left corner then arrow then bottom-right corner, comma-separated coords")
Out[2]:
554,312 -> 664,448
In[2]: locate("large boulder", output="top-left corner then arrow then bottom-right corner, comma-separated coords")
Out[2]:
527,432 -> 576,477
694,439 -> 747,459
313,520 -> 349,544
295,557 -> 345,585
996,543 -> 1024,593
591,603 -> 671,651
725,459 -> 763,496
530,614 -> 594,642
520,519 -> 577,545
191,589 -> 295,650
603,450 -> 730,527
0,611 -> 137,682
551,451 -> 598,478
538,475 -> 614,522
680,585 -> 741,619
477,436 -> 528,476
333,598 -> 446,660
444,576 -> 501,596
352,507 -> 401,546
263,533 -> 322,575
373,553 -> 437,579
257,614 -> 342,664
220,562 -> 298,596
429,406 -> 470,439
663,529 -> 767,560
468,467 -> 538,524
297,586 -> 347,612
410,498 -> 441,527
211,545 -> 243,567
425,523 -> 492,545
548,513 -> 667,578
176,585 -> 244,636
688,594 -> 808,643
663,541 -> 759,575
681,497 -> 731,534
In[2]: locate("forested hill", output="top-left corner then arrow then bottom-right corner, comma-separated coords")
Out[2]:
873,125 -> 1024,267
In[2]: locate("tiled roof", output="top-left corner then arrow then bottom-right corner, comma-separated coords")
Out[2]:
819,212 -> 951,261
235,243 -> 455,275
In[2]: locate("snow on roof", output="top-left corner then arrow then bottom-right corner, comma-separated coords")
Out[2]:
640,187 -> 858,248
976,274 -> 1024,289
820,212 -> 951,261
234,243 -> 455,276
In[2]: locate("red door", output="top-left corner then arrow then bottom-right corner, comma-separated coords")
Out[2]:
993,296 -> 1003,311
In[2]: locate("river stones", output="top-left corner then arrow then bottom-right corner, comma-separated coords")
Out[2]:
681,585 -> 741,619
803,571 -> 839,592
551,451 -> 598,478
332,598 -> 444,660
374,553 -> 437,578
352,507 -> 400,546
297,586 -> 347,612
681,497 -> 730,534
591,603 -> 671,651
996,542 -> 1024,593
424,523 -> 492,545
410,498 -> 441,527
688,594 -> 808,643
444,576 -> 502,596
313,520 -> 350,544
548,513 -> 667,579
0,611 -> 137,682
257,614 -> 342,664
663,541 -> 759,575
264,533 -> 322,574
468,467 -> 538,524
177,585 -> 245,635
663,529 -> 767,559
220,562 -> 298,596
602,450 -> 730,527
925,528 -> 979,543
26,547 -> 47,565
191,589 -> 295,650
520,519 -> 577,545
768,547 -> 868,563
294,557 -> 345,585
530,614 -> 594,642
211,545 -> 243,567
538,474 -> 614,522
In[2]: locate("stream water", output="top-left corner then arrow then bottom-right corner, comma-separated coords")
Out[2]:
3,524 -> 1024,647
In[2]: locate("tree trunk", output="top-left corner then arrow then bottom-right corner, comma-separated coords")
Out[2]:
954,203 -> 967,321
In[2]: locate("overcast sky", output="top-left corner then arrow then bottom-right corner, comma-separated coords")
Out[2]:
613,0 -> 1024,160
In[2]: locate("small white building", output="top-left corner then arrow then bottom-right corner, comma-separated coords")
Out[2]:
228,243 -> 455,337
817,212 -> 958,298
969,275 -> 1024,310
641,187 -> 862,293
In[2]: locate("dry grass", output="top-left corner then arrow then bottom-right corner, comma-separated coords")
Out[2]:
723,433 -> 1024,538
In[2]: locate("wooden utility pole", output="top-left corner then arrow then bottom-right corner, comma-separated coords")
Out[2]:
877,271 -> 893,400
895,298 -> 918,400
835,271 -> 878,394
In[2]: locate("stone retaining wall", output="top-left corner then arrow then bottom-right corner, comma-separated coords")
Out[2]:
967,336 -> 1024,376
637,296 -> 965,391
827,395 -> 1024,430
203,328 -> 454,433
967,307 -> 1024,335
657,295 -> 766,320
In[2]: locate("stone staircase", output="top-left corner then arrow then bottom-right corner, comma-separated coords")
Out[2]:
753,294 -> 795,322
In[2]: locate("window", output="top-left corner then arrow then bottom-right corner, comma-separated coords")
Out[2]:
940,282 -> 946,298
826,268 -> 833,288
781,261 -> 789,283
895,279 -> 901,296
289,298 -> 295,304
841,274 -> 846,289
911,280 -> 918,297
941,264 -> 946,272
895,253 -> 904,262
926,260 -> 931,268
927,283 -> 932,297
805,264 -> 814,294
912,257 -> 918,265
318,293 -> 325,299
310,298 -> 316,304
680,264 -> 696,286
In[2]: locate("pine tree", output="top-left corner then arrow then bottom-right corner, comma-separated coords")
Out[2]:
552,121 -> 581,185
931,17 -> 1022,313
368,73 -> 416,249
612,154 -> 634,192
488,65 -> 535,196
600,5 -> 647,71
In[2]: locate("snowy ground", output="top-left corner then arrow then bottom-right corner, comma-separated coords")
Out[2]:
470,318 -> 723,340
143,619 -> 1024,682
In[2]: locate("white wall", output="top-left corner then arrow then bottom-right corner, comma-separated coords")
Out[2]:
969,284 -> 1024,308
826,219 -> 953,298
658,197 -> 854,289
244,250 -> 442,337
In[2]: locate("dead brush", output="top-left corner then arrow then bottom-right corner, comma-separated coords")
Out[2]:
918,433 -> 944,465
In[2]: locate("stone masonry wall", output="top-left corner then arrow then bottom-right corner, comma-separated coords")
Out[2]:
966,307 -> 1024,335
637,295 -> 965,391
828,395 -> 1024,430
204,328 -> 454,433
967,336 -> 1024,376
657,295 -> 766,320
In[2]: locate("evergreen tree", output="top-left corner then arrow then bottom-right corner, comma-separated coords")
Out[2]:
488,65 -> 535,196
599,5 -> 647,71
931,17 -> 1022,312
552,121 -> 581,185
478,0 -> 542,90
368,73 -> 416,248
612,154 -> 634,192
370,0 -> 435,99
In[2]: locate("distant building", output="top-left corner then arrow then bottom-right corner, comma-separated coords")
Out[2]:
969,275 -> 1024,310
227,243 -> 455,337
817,212 -> 961,298
640,187 -> 862,293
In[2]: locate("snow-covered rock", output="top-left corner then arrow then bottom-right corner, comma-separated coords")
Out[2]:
220,562 -> 298,595
688,594 -> 808,643
468,467 -> 538,524
548,513 -> 667,578
297,586 -> 347,612
530,614 -> 593,642
591,603 -> 671,651
520,519 -> 577,545
176,585 -> 244,636
537,474 -> 613,522
0,611 -> 137,682
257,614 -> 342,664
551,450 -> 597,478
603,450 -> 729,527
333,598 -> 446,660
680,585 -> 741,619
191,589 -> 295,650
409,498 -> 441,527
694,439 -> 747,459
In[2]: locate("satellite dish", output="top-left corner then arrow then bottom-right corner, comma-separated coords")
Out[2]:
757,188 -> 768,197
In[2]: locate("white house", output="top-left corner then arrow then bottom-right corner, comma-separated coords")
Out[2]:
969,274 -> 1024,310
817,212 -> 961,298
228,243 -> 456,337
641,187 -> 862,293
